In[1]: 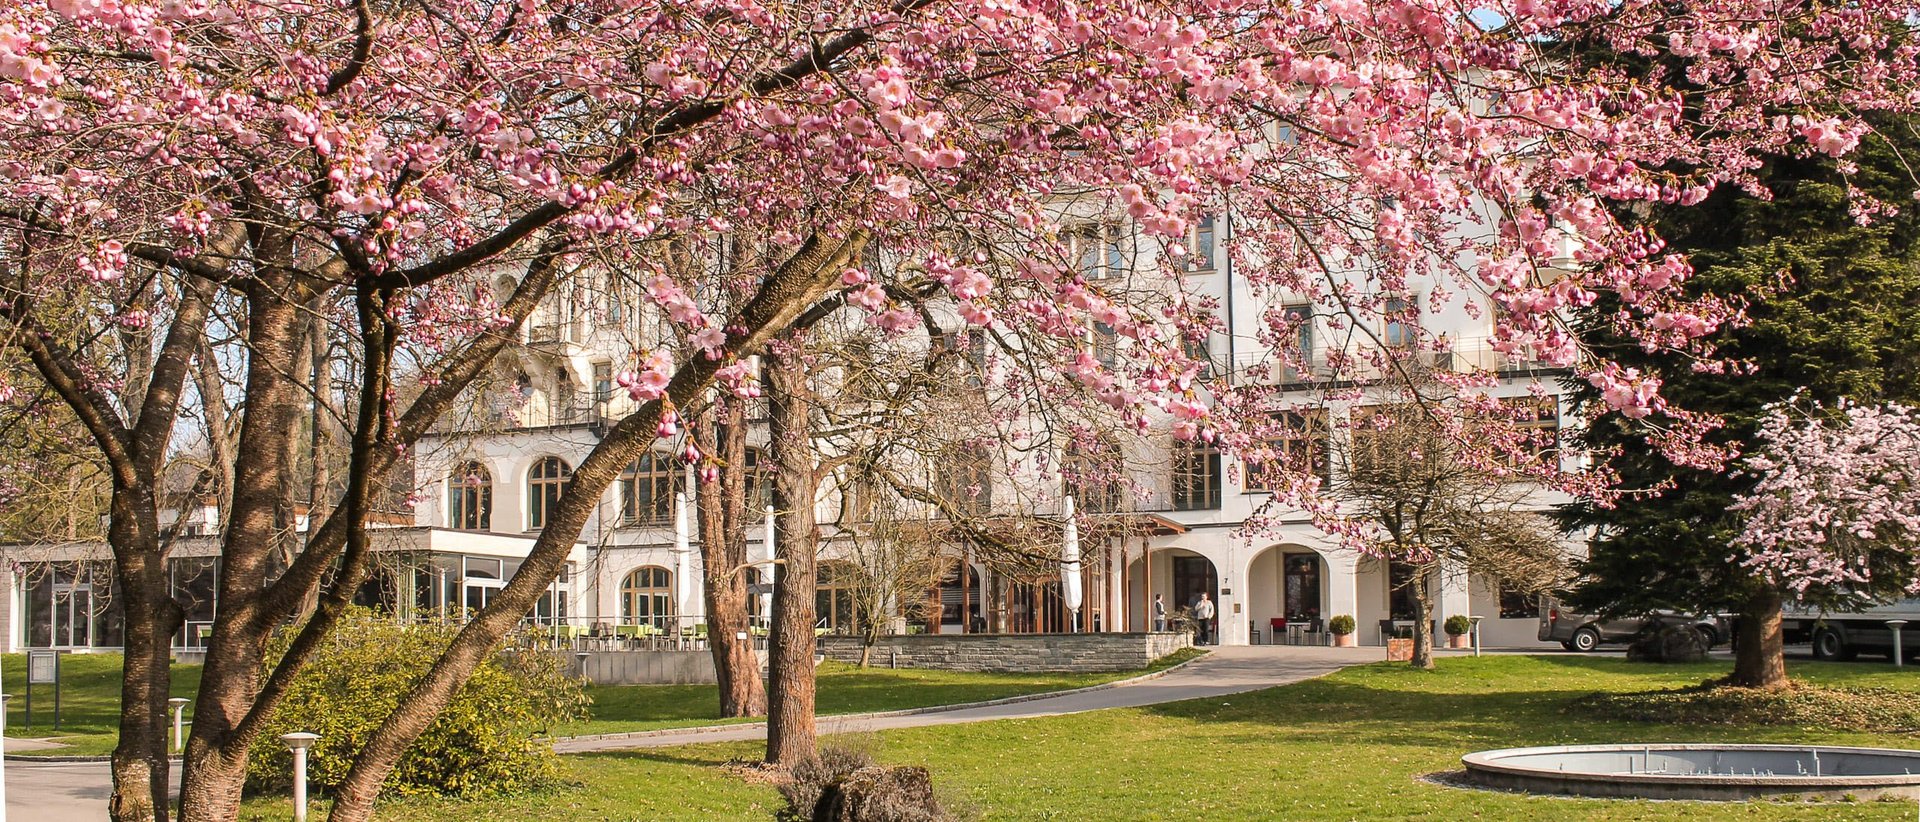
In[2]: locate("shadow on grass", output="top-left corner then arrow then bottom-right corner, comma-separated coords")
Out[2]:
1132,656 -> 1920,756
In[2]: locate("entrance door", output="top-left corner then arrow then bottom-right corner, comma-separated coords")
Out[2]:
1170,555 -> 1217,613
1283,554 -> 1322,620
51,583 -> 94,648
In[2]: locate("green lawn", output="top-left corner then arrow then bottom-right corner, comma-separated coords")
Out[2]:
559,651 -> 1204,737
0,649 -> 1198,755
266,655 -> 1920,822
2,653 -> 202,756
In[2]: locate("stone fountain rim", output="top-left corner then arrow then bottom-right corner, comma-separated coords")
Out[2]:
1462,743 -> 1920,789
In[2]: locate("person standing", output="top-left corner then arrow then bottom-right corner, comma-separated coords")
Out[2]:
1152,594 -> 1167,632
1194,593 -> 1217,645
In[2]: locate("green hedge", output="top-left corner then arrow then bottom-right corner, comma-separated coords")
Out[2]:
245,610 -> 588,798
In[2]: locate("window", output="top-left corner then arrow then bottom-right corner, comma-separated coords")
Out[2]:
933,329 -> 989,383
620,566 -> 673,629
937,445 -> 994,517
1498,584 -> 1540,619
1502,396 -> 1561,460
742,447 -> 770,511
1172,439 -> 1222,511
1064,436 -> 1124,514
1384,296 -> 1417,349
592,362 -> 613,405
1281,304 -> 1314,381
1070,224 -> 1126,280
815,561 -> 859,634
1183,334 -> 1213,380
620,452 -> 674,526
1093,322 -> 1118,369
1188,214 -> 1217,272
526,457 -> 572,531
1346,405 -> 1406,477
448,462 -> 493,530
1244,410 -> 1328,492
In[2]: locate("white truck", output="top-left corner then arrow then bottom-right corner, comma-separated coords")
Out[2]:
1783,598 -> 1920,661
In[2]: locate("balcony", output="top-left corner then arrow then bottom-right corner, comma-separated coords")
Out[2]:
1227,338 -> 1563,387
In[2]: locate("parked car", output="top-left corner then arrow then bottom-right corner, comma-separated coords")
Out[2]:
1538,597 -> 1729,652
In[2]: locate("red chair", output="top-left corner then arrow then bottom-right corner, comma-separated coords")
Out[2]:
1269,618 -> 1288,645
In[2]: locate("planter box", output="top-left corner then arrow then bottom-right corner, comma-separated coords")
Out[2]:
1447,634 -> 1471,649
1386,637 -> 1415,662
1332,633 -> 1357,647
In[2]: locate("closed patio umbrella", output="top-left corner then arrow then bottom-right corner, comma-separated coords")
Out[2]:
1062,496 -> 1082,632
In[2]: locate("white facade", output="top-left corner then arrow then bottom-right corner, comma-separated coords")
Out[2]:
405,214 -> 1579,650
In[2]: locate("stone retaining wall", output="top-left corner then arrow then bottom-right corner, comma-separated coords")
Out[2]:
816,632 -> 1191,673
567,650 -> 722,685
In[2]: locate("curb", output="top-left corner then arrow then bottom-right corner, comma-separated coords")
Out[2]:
551,649 -> 1210,749
3,753 -> 182,763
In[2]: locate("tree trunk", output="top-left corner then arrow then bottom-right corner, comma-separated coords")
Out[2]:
694,401 -> 766,717
1727,586 -> 1788,690
179,290 -> 309,822
764,340 -> 820,766
320,231 -> 862,821
1409,563 -> 1436,670
106,488 -> 181,822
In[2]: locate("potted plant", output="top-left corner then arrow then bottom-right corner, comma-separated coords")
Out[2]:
1328,614 -> 1357,647
1445,615 -> 1473,649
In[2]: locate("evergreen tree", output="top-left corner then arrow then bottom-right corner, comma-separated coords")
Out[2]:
1561,117 -> 1920,687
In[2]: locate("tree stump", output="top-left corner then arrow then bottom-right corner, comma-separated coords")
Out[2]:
811,765 -> 949,822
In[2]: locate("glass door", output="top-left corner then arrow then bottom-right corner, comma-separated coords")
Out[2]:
51,582 -> 94,648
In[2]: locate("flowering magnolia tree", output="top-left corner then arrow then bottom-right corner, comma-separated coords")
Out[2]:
4,0 -> 1919,819
1735,400 -> 1920,602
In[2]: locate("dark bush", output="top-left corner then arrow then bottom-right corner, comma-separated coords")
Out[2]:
244,610 -> 589,798
1625,624 -> 1709,663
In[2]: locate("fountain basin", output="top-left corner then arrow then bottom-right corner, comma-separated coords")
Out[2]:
1460,744 -> 1920,801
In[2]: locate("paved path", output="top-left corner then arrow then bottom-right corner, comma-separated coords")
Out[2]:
557,644 -> 1375,753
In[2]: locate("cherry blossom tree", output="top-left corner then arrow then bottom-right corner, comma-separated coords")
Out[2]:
4,0 -> 1919,819
1731,399 -> 1920,684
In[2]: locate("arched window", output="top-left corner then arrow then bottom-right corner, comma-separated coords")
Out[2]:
527,457 -> 572,531
620,566 -> 673,629
620,452 -> 674,526
447,461 -> 493,530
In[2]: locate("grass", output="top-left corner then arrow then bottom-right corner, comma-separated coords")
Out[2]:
259,655 -> 1920,822
1,653 -> 203,756
559,649 -> 1203,737
0,648 -> 1200,754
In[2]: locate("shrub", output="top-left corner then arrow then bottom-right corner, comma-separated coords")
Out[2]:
1327,615 -> 1356,636
1625,624 -> 1709,663
1444,615 -> 1472,636
244,610 -> 589,798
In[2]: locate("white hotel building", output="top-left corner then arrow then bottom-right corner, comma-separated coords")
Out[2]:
1,217 -> 1577,654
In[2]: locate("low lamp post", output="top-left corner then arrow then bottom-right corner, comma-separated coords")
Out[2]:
574,651 -> 592,681
1468,616 -> 1485,658
1887,620 -> 1909,668
168,697 -> 190,753
281,732 -> 320,822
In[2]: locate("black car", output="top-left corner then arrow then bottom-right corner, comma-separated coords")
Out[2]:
1537,597 -> 1728,652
